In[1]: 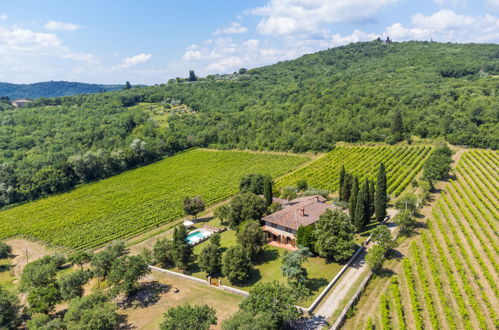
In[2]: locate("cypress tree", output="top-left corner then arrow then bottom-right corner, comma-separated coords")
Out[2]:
349,177 -> 359,222
369,180 -> 376,218
339,165 -> 345,201
263,177 -> 273,206
354,186 -> 366,231
362,179 -> 370,226
375,163 -> 387,222
344,173 -> 352,202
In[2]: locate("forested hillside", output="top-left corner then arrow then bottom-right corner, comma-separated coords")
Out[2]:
0,41 -> 497,208
0,81 -> 123,99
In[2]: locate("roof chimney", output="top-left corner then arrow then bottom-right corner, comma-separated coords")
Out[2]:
299,208 -> 305,216
316,195 -> 319,202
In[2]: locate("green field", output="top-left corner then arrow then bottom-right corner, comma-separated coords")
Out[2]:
278,146 -> 433,197
0,149 -> 307,250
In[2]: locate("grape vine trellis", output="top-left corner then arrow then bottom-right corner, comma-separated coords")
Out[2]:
277,145 -> 432,197
0,149 -> 307,250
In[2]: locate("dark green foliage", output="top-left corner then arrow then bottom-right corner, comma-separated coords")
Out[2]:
68,250 -> 92,269
28,284 -> 61,313
281,247 -> 311,285
59,270 -> 91,301
349,177 -> 359,222
124,81 -> 131,90
239,281 -> 300,327
21,257 -> 58,292
172,226 -> 193,270
237,220 -> 265,261
369,180 -> 376,218
0,242 -> 11,259
281,186 -> 298,200
153,238 -> 175,268
375,163 -> 387,222
183,196 -> 205,220
353,183 -> 368,232
222,246 -> 253,283
0,81 -> 122,99
314,209 -> 356,261
371,225 -> 395,251
296,225 -> 316,252
64,292 -> 120,330
366,244 -> 386,274
239,174 -> 271,195
108,255 -> 150,295
390,109 -> 404,143
296,180 -> 308,192
214,204 -> 231,225
188,70 -> 198,82
341,173 -> 353,202
90,240 -> 126,281
263,177 -> 273,206
226,193 -> 268,229
222,310 -> 276,330
199,241 -> 222,276
27,313 -> 66,330
396,210 -> 417,236
0,285 -> 21,329
423,144 -> 453,185
363,179 -> 372,226
160,304 -> 217,330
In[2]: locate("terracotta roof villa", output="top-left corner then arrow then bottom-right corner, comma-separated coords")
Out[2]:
261,195 -> 338,249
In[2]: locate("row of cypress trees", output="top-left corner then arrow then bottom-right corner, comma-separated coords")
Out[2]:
338,164 -> 387,231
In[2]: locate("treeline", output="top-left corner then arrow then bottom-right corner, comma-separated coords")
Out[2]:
0,94 -> 190,208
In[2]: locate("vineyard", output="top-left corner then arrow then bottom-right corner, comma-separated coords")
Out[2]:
345,149 -> 499,329
0,149 -> 307,250
277,146 -> 432,197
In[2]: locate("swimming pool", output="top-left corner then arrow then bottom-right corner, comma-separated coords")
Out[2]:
186,229 -> 212,245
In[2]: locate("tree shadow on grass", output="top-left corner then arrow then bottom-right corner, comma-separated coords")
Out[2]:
194,216 -> 214,224
306,277 -> 329,293
253,248 -> 280,266
0,264 -> 10,272
118,281 -> 170,309
233,269 -> 262,288
376,268 -> 395,278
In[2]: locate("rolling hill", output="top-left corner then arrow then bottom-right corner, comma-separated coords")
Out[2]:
0,41 -> 497,208
0,81 -> 123,99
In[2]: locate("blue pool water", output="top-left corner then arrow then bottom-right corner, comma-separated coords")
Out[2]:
186,230 -> 210,245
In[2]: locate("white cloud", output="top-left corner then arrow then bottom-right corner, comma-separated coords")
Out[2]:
0,13 -> 7,20
382,10 -> 499,43
117,53 -> 152,69
213,22 -> 248,35
486,0 -> 499,11
44,20 -> 82,31
0,27 -> 63,54
252,0 -> 399,35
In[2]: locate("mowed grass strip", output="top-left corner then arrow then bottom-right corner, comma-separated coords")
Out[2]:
277,146 -> 432,197
0,149 -> 307,250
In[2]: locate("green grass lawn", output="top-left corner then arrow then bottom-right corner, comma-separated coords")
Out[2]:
188,217 -> 343,307
0,258 -> 16,292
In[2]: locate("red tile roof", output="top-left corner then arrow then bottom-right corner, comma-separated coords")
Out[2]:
262,195 -> 337,231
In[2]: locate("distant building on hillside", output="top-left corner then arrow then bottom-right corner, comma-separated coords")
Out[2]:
261,195 -> 339,249
11,99 -> 32,108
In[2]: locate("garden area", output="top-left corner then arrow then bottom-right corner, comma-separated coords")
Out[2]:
188,217 -> 343,306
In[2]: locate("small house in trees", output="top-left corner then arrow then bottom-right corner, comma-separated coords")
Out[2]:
11,99 -> 32,108
261,195 -> 338,249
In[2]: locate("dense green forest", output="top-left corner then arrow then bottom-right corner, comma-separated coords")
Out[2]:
0,40 -> 497,208
0,81 -> 123,100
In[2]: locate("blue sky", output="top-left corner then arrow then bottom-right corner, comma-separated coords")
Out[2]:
0,0 -> 498,84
